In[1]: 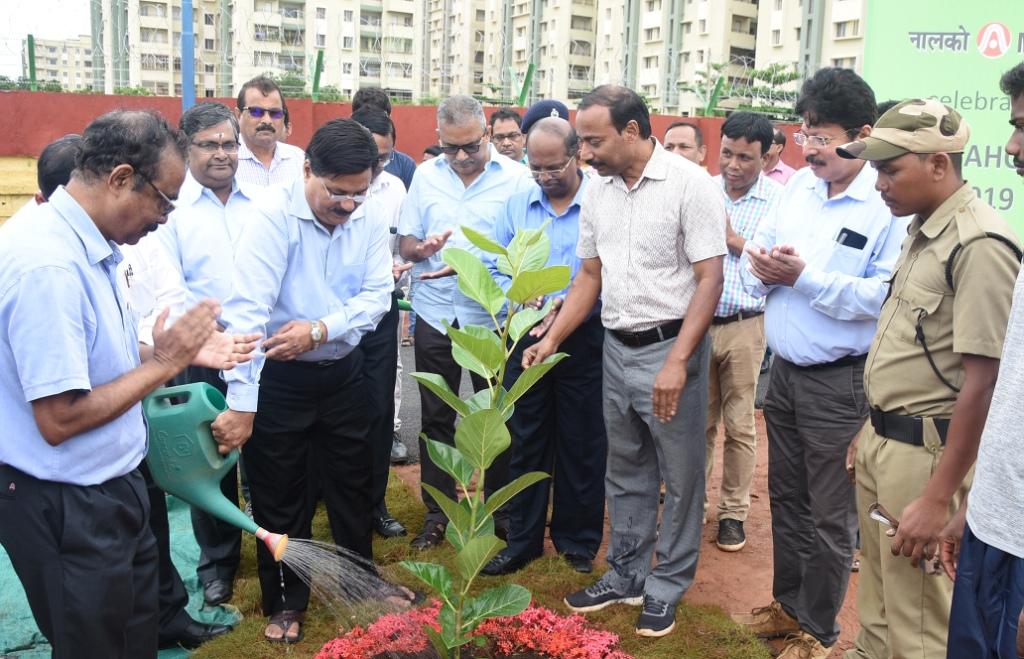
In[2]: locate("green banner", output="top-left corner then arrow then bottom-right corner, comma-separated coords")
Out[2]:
864,1 -> 1024,226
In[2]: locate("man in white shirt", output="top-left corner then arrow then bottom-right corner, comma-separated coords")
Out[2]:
233,76 -> 305,188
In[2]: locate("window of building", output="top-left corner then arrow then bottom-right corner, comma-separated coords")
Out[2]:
646,0 -> 661,10
774,0 -> 782,8
254,25 -> 280,41
476,9 -> 485,20
155,82 -> 169,95
174,83 -> 182,95
204,38 -> 215,50
643,55 -> 659,68
204,13 -> 214,25
343,36 -> 354,48
253,51 -> 275,66
140,28 -> 169,44
697,49 -> 704,63
570,15 -> 592,30
795,26 -> 801,42
316,7 -> 326,18
681,50 -> 690,63
772,29 -> 781,45
644,27 -> 660,40
832,56 -> 856,69
474,50 -> 484,63
698,19 -> 707,33
344,9 -> 353,21
834,20 -> 859,39
316,33 -> 325,46
515,49 -> 526,60
344,62 -> 353,74
683,21 -> 691,34
205,64 -> 215,73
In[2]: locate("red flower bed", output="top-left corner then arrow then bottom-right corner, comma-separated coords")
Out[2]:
316,600 -> 633,659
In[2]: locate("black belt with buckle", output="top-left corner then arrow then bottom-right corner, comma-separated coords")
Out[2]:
796,353 -> 867,371
287,359 -> 339,368
610,319 -> 684,348
712,310 -> 763,326
870,408 -> 949,446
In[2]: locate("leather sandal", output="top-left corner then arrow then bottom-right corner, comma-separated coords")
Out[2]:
265,609 -> 304,644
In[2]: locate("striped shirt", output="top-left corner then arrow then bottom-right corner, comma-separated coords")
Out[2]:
235,138 -> 305,188
712,173 -> 781,317
577,141 -> 727,332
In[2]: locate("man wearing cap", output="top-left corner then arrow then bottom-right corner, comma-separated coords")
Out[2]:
521,99 -> 570,135
838,99 -> 1020,659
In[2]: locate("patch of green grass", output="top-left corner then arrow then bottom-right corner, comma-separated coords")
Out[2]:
193,474 -> 770,659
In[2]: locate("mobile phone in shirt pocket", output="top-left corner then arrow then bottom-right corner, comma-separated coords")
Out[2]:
826,227 -> 868,272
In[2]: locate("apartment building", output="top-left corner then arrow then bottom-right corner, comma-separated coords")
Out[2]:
87,0 -> 421,100
20,35 -> 95,91
755,0 -> 866,76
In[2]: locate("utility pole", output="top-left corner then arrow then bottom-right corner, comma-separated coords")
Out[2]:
182,0 -> 196,110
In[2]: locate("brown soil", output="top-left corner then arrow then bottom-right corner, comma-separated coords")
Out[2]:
394,410 -> 860,658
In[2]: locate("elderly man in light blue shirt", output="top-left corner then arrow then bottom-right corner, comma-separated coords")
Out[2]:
215,118 -> 398,644
0,110 -> 219,659
397,94 -> 530,550
733,68 -> 907,658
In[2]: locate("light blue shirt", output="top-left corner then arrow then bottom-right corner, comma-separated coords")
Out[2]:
397,145 -> 530,333
0,187 -> 145,485
491,174 -> 589,301
741,163 -> 908,366
154,171 -> 262,305
221,177 -> 393,412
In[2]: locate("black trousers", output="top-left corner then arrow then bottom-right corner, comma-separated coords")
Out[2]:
186,366 -> 242,586
414,320 -> 509,528
360,295 -> 400,513
245,353 -> 373,615
503,315 -> 606,560
0,464 -> 159,658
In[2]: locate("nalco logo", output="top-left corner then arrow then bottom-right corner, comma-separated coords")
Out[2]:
976,22 -> 1011,58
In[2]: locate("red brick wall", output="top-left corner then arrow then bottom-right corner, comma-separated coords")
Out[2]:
1,92 -> 805,176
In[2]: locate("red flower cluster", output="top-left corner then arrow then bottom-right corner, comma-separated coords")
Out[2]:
315,601 -> 633,659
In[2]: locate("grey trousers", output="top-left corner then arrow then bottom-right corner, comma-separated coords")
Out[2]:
601,331 -> 710,606
764,357 -> 866,647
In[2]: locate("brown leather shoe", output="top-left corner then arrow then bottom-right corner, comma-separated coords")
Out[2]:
777,631 -> 829,659
730,601 -> 800,639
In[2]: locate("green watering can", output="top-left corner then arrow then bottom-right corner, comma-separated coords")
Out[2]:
143,383 -> 288,561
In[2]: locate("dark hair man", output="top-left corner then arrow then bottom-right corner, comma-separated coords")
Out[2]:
398,95 -> 530,550
526,84 -> 726,638
216,118 -> 403,642
481,117 -> 607,578
422,144 -> 443,161
0,110 -> 220,657
763,127 -> 795,185
732,68 -> 906,659
36,134 -> 82,202
704,112 -> 782,554
153,101 -> 264,613
838,98 -> 1020,659
351,86 -> 417,189
490,108 -> 526,163
664,120 -> 706,165
939,62 -> 1024,659
234,76 -> 304,186
350,107 -> 415,538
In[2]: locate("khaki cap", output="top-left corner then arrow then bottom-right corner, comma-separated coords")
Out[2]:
837,98 -> 970,161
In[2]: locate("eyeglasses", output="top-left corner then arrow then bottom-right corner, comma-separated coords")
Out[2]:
793,131 -> 855,148
529,155 -> 576,180
191,140 -> 240,154
320,179 -> 369,205
439,136 -> 486,155
492,131 -> 523,143
134,168 -> 176,213
243,106 -> 285,120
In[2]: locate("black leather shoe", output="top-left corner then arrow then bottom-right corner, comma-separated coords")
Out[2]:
375,514 -> 407,537
564,553 -> 593,574
390,433 -> 410,464
159,620 -> 233,649
482,551 -> 537,576
410,521 -> 447,550
202,578 -> 233,607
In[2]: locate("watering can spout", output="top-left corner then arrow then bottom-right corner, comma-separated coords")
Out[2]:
143,383 -> 286,560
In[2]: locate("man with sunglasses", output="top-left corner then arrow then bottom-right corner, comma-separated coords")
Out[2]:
398,94 -> 530,550
215,118 -> 397,644
0,110 -> 222,658
150,101 -> 263,613
732,68 -> 906,659
480,117 -> 605,577
234,76 -> 305,188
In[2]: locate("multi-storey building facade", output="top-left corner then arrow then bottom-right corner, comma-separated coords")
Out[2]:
21,35 -> 96,92
755,0 -> 866,77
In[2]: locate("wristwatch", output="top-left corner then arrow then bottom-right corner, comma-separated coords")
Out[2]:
310,320 -> 324,348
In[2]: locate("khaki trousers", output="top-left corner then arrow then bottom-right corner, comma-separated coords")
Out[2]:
847,424 -> 969,659
705,314 -> 765,522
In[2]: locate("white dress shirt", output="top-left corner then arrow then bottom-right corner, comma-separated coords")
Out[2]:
235,138 -> 305,188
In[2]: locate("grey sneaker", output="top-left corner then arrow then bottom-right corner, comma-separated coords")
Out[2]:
564,577 -> 643,613
636,595 -> 676,637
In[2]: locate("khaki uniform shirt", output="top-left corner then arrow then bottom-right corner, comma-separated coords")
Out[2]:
864,184 -> 1020,418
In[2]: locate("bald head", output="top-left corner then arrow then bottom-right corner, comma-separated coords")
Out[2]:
527,117 -> 579,157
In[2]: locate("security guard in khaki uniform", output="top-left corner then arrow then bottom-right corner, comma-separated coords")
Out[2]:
837,99 -> 1022,658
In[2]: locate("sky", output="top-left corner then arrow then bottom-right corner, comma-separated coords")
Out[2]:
0,0 -> 92,77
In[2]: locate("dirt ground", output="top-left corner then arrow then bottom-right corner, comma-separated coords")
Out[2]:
394,409 -> 860,658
